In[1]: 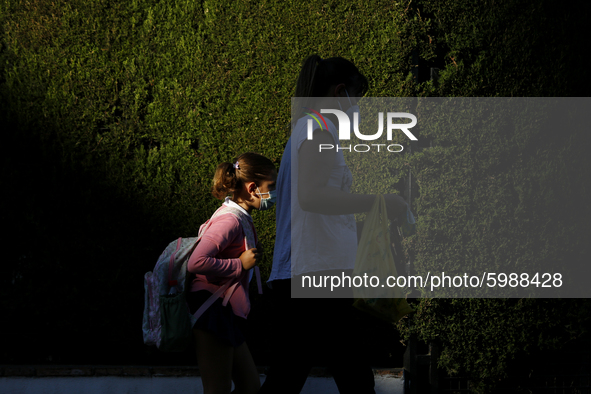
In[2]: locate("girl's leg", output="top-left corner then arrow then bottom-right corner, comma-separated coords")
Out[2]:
231,341 -> 260,394
194,328 -> 233,394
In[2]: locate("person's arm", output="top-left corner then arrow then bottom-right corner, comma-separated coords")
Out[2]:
297,129 -> 407,220
188,215 -> 254,277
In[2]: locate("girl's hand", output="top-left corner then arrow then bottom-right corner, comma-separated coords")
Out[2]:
239,248 -> 260,270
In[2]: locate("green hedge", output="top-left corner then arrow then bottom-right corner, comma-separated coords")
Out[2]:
1,0 -> 590,389
0,0 -> 420,364
393,0 -> 591,392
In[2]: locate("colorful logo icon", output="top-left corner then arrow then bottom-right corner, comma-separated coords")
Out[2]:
303,107 -> 328,131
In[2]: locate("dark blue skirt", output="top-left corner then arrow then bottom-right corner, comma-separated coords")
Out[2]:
187,290 -> 246,348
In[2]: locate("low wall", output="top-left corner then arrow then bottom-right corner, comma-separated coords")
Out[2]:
0,365 -> 404,394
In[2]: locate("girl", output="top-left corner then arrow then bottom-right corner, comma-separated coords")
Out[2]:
260,55 -> 408,394
187,152 -> 276,394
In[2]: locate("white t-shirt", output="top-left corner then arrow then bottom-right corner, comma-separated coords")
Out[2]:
269,115 -> 358,282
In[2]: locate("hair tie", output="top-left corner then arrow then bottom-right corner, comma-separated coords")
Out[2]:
233,161 -> 240,170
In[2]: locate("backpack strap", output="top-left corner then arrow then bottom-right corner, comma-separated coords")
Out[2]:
242,220 -> 263,295
191,280 -> 236,321
254,266 -> 262,295
189,204 -> 262,323
222,282 -> 240,306
168,238 -> 183,288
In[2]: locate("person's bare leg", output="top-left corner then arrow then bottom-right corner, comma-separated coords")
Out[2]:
231,341 -> 260,394
194,329 -> 234,394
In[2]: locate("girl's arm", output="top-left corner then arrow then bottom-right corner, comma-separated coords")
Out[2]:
187,214 -> 244,279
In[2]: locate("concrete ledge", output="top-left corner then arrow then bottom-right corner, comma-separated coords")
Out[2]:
0,366 -> 404,394
0,365 -> 403,378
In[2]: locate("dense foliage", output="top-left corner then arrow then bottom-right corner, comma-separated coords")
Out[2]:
1,0 -> 589,390
393,1 -> 591,392
0,0 -> 423,365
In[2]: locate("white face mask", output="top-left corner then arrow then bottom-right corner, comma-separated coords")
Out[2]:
256,187 -> 277,211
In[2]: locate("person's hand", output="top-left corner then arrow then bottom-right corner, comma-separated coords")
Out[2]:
239,248 -> 260,270
383,194 -> 408,224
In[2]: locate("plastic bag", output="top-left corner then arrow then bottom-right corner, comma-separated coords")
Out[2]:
352,195 -> 414,322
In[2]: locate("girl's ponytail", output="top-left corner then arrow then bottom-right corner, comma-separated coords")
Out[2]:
295,55 -> 323,98
212,162 -> 240,200
293,55 -> 322,125
211,153 -> 275,200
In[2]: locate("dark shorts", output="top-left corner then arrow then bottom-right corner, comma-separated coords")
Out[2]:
186,290 -> 246,348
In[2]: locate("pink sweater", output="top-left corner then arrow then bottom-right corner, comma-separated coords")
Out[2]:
187,210 -> 256,319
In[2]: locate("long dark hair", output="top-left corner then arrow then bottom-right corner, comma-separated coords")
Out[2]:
292,55 -> 368,124
295,55 -> 368,97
